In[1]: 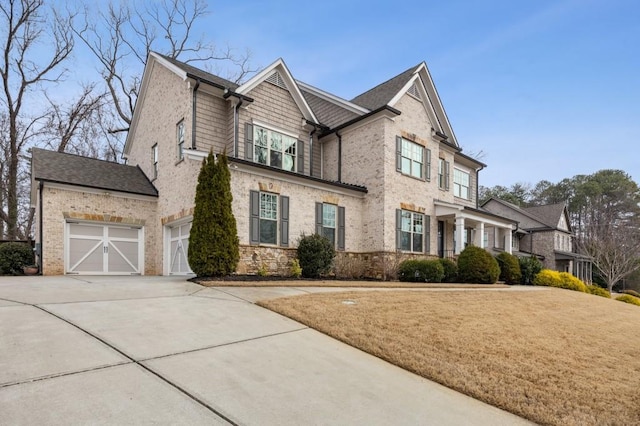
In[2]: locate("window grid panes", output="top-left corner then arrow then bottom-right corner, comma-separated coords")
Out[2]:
152,144 -> 158,179
400,139 -> 424,179
259,193 -> 278,244
177,121 -> 185,160
400,210 -> 423,252
438,159 -> 445,189
322,204 -> 337,246
453,168 -> 470,199
254,125 -> 296,172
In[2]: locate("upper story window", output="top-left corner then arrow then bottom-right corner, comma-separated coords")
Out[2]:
247,124 -> 299,172
438,158 -> 450,190
396,137 -> 430,180
453,168 -> 470,199
177,120 -> 185,160
151,144 -> 158,179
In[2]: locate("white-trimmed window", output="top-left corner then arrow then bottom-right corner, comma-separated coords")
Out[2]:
315,202 -> 345,250
396,136 -> 430,180
254,125 -> 297,172
453,168 -> 470,199
397,209 -> 428,253
438,158 -> 450,190
151,144 -> 158,179
177,120 -> 185,160
249,191 -> 290,247
322,204 -> 336,246
483,230 -> 489,248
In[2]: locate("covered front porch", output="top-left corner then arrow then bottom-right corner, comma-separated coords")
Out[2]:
434,201 -> 516,258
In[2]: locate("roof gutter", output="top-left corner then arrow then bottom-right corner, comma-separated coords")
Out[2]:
191,78 -> 200,149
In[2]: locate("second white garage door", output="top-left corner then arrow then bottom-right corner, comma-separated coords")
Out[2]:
169,222 -> 193,275
66,222 -> 143,275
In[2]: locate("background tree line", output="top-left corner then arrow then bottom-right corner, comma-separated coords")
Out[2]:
480,169 -> 640,291
0,0 -> 255,240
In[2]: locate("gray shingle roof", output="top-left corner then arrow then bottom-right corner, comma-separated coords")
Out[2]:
300,88 -> 360,128
523,203 -> 566,228
350,65 -> 419,110
154,52 -> 239,90
32,148 -> 158,197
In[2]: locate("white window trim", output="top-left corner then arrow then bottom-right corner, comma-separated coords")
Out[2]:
453,167 -> 471,200
252,119 -> 300,140
400,210 -> 424,253
399,138 -> 425,180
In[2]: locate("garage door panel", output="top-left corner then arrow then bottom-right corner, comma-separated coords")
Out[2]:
169,222 -> 193,275
66,223 -> 143,275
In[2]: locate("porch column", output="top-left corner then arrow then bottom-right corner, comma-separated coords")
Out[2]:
505,226 -> 513,254
474,222 -> 485,248
455,216 -> 465,255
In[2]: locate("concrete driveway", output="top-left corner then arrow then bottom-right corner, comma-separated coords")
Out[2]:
0,276 -> 531,425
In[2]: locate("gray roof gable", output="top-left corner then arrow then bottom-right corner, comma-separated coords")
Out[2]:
300,88 -> 360,128
523,203 -> 568,230
154,52 -> 239,90
350,65 -> 419,110
32,148 -> 158,197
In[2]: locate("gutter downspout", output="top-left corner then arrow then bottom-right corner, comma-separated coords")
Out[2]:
309,127 -> 316,177
336,132 -> 342,182
475,164 -> 484,209
234,98 -> 243,158
191,79 -> 201,149
38,181 -> 43,275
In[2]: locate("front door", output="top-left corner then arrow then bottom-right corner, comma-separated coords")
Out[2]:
437,221 -> 445,258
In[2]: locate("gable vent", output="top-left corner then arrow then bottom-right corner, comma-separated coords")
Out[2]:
266,71 -> 287,89
407,83 -> 421,99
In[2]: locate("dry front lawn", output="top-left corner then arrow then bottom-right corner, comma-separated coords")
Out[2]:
259,289 -> 640,426
198,278 -> 508,289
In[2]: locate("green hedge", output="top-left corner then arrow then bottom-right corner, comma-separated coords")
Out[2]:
519,256 -> 542,285
457,246 -> 500,284
438,258 -> 458,283
398,259 -> 445,283
495,252 -> 521,284
586,285 -> 611,298
0,242 -> 35,275
297,234 -> 335,278
616,294 -> 640,306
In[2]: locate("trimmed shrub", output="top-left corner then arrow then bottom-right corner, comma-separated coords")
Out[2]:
290,259 -> 302,278
438,258 -> 458,283
616,294 -> 640,306
297,234 -> 335,278
457,245 -> 500,284
533,270 -> 587,292
621,289 -> 640,298
586,285 -> 611,298
495,252 -> 521,284
398,259 -> 444,283
189,152 -> 239,277
0,242 -> 34,275
519,256 -> 542,285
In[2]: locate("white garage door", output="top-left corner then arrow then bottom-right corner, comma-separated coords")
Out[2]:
66,222 -> 143,275
169,222 -> 193,275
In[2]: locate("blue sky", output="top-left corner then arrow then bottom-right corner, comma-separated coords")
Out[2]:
200,0 -> 639,188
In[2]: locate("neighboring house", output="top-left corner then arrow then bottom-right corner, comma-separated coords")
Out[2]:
482,197 -> 592,282
31,52 -> 517,276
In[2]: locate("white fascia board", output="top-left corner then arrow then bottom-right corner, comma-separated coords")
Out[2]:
418,63 -> 459,147
124,53 -> 189,157
296,81 -> 369,115
235,59 -> 319,124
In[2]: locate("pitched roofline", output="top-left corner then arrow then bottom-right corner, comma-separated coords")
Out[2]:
297,80 -> 369,115
235,58 -> 319,124
481,197 -> 549,228
35,178 -> 159,198
320,105 -> 401,137
455,151 -> 486,168
417,62 -> 459,147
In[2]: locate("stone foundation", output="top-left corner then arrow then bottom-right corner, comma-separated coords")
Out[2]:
237,245 -> 438,280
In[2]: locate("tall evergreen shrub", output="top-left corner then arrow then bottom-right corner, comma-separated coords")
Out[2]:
457,245 -> 500,284
188,152 -> 239,277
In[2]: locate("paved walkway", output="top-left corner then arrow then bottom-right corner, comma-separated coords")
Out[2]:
0,276 -> 532,425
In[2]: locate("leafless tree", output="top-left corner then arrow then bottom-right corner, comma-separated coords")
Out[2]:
72,0 -> 256,141
578,211 -> 640,292
0,0 -> 75,239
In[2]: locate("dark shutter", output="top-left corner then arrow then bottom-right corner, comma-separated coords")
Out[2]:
424,214 -> 431,254
425,148 -> 431,181
444,161 -> 450,190
396,136 -> 402,172
245,123 -> 253,160
297,140 -> 304,174
250,190 -> 260,245
396,209 -> 403,250
338,206 -> 345,251
280,196 -> 289,247
315,202 -> 323,235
